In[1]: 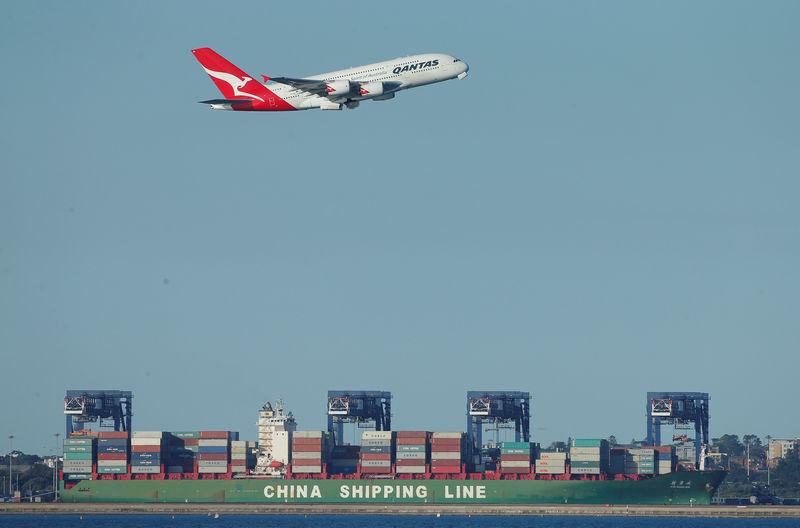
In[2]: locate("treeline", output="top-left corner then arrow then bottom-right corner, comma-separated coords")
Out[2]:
0,453 -> 58,501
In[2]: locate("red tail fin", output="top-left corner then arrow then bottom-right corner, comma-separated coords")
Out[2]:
191,48 -> 269,102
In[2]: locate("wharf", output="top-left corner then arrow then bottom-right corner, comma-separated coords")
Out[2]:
2,503 -> 800,518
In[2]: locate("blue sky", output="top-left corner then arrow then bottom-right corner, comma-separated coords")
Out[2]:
2,1 -> 799,454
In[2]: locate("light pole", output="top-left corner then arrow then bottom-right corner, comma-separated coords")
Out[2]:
54,433 -> 60,502
8,435 -> 13,498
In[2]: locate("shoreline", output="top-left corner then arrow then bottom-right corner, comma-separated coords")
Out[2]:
2,503 -> 800,518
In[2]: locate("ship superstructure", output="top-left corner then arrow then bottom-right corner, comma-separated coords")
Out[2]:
254,400 -> 296,476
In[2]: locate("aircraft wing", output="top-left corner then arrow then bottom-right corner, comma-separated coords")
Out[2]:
198,98 -> 255,105
269,77 -> 330,96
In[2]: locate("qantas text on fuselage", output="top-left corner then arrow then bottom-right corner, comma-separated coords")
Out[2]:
191,48 -> 468,111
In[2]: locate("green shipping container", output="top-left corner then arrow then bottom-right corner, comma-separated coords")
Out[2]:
64,452 -> 94,460
396,445 -> 425,453
170,432 -> 200,439
64,438 -> 94,446
570,460 -> 601,468
500,442 -> 531,450
572,439 -> 604,448
64,446 -> 94,453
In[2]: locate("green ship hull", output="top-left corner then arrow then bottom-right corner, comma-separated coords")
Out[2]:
60,471 -> 726,505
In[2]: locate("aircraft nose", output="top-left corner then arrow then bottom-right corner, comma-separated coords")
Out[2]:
457,60 -> 469,80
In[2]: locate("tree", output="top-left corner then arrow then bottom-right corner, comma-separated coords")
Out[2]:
714,434 -> 744,457
546,441 -> 567,451
607,435 -> 618,447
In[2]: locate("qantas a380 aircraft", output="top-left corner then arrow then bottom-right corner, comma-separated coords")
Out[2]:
191,48 -> 468,111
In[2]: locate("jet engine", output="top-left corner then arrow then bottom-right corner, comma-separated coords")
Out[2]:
325,80 -> 352,97
358,82 -> 385,98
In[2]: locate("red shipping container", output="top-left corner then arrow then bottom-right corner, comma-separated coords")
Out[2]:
292,438 -> 322,447
430,438 -> 461,446
396,437 -> 428,446
500,454 -> 530,462
183,438 -> 199,446
199,431 -> 229,439
198,453 -> 228,461
131,445 -> 161,453
501,467 -> 531,474
431,458 -> 461,465
360,453 -> 392,461
97,453 -> 127,460
361,466 -> 391,473
291,444 -> 323,453
291,458 -> 321,466
396,459 -> 427,466
99,431 -> 129,439
430,465 -> 461,473
395,431 -> 428,439
429,444 -> 461,452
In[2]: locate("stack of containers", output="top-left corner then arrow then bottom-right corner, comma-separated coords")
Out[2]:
359,431 -> 393,474
430,432 -> 463,474
230,440 -> 247,473
97,431 -> 128,475
131,431 -> 164,474
246,441 -> 258,471
654,445 -> 674,474
395,431 -> 428,474
291,431 -> 324,473
625,448 -> 655,475
500,441 -> 532,474
535,451 -> 567,474
330,445 -> 360,474
62,436 -> 95,479
569,439 -> 610,475
610,447 -> 627,475
198,431 -> 230,474
166,432 -> 199,473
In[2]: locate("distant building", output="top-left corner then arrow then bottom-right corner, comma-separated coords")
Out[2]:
768,438 -> 797,460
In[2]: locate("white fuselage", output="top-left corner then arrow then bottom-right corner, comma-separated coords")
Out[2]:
270,53 -> 468,110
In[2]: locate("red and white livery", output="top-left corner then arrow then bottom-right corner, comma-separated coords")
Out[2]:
191,48 -> 468,111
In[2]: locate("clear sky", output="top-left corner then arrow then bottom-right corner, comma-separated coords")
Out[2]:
2,1 -> 799,455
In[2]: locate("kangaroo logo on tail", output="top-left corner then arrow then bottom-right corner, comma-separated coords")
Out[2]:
202,68 -> 265,102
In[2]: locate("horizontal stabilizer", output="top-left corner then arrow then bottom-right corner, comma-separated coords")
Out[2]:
198,99 -> 254,105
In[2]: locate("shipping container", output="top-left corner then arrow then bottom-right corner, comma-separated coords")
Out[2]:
361,431 -> 393,440
431,432 -> 463,439
293,431 -> 323,439
500,460 -> 530,468
538,452 -> 567,460
132,431 -> 164,439
396,445 -> 426,453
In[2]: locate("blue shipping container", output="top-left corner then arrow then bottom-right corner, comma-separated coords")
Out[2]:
198,446 -> 228,454
361,446 -> 391,454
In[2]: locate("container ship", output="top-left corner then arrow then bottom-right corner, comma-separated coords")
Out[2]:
59,399 -> 726,505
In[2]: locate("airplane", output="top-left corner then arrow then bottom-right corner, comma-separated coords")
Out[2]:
191,47 -> 468,111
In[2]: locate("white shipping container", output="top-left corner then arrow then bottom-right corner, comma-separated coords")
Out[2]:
230,465 -> 246,473
361,439 -> 392,447
535,467 -> 566,474
198,467 -> 227,473
535,459 -> 565,467
131,465 -> 161,474
292,465 -> 322,473
361,459 -> 391,467
569,453 -> 602,462
395,452 -> 426,460
198,439 -> 228,447
538,452 -> 568,460
293,431 -> 323,439
570,447 -> 602,455
62,462 -> 93,470
97,459 -> 128,467
395,466 -> 426,473
362,431 -> 393,440
570,467 -> 601,474
231,448 -> 247,455
197,460 -> 227,467
291,451 -> 322,460
132,431 -> 164,438
430,451 -> 461,460
500,460 -> 531,468
131,438 -> 162,446
432,432 -> 463,439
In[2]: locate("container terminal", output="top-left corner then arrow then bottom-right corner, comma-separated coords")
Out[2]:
56,389 -> 726,505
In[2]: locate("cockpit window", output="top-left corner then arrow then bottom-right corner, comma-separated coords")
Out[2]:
453,59 -> 460,62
